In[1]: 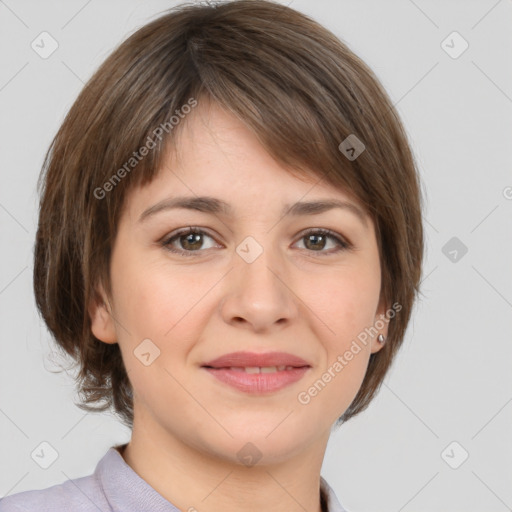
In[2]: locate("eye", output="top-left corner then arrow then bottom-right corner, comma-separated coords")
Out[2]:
160,227 -> 351,257
294,228 -> 351,255
161,227 -> 220,256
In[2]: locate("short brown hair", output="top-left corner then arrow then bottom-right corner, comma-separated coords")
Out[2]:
33,0 -> 424,429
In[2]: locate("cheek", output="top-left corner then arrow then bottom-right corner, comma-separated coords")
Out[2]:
296,263 -> 379,412
110,261 -> 203,402
110,249 -> 199,337
304,262 -> 381,342
109,253 -> 213,382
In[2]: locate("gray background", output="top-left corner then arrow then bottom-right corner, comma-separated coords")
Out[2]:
1,1 -> 511,511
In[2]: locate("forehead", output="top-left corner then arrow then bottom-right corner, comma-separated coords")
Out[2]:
121,101 -> 369,226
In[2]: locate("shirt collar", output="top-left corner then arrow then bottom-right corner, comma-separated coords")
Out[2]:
96,444 -> 180,511
96,444 -> 348,512
320,475 -> 350,512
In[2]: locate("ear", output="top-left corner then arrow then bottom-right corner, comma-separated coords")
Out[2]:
88,283 -> 117,344
370,295 -> 390,355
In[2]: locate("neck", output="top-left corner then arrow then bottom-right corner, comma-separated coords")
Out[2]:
121,411 -> 331,512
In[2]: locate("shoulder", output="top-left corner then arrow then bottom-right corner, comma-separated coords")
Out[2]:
0,472 -> 108,512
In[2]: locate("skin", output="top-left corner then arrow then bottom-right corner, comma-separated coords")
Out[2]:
89,100 -> 388,512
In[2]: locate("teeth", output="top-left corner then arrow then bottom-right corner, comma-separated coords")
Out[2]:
227,366 -> 295,373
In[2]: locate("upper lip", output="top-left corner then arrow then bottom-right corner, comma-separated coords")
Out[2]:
201,351 -> 311,368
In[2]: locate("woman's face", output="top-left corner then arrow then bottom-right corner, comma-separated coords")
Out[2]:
90,101 -> 387,464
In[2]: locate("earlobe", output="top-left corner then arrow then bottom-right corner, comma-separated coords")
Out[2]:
371,299 -> 390,354
370,334 -> 386,354
88,285 -> 117,344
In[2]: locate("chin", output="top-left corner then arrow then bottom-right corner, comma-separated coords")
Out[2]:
214,423 -> 317,463
219,437 -> 309,467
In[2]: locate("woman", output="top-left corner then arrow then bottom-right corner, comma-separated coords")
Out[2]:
0,1 -> 424,510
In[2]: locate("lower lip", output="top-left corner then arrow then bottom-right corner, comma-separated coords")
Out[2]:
202,367 -> 310,394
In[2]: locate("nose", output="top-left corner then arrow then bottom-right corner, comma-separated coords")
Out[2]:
219,242 -> 299,334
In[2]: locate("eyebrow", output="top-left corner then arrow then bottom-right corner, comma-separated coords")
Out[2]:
138,196 -> 368,227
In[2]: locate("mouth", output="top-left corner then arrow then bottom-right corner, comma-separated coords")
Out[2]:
202,365 -> 304,373
200,351 -> 311,394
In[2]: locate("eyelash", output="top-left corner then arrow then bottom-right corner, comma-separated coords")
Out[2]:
160,226 -> 351,257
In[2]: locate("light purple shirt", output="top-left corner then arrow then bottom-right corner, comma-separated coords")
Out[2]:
0,444 -> 349,512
